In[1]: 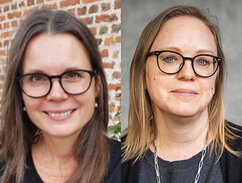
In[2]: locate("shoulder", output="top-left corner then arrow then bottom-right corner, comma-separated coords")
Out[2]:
121,135 -> 140,183
221,121 -> 242,183
105,138 -> 121,183
225,121 -> 242,151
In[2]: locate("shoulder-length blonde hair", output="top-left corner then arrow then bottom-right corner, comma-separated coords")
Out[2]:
0,9 -> 109,183
122,5 -> 238,162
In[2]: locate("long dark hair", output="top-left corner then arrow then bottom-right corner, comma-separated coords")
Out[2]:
0,9 -> 109,183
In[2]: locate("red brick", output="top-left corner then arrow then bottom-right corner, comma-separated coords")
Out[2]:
99,26 -> 108,35
104,37 -> 115,46
8,12 -> 22,19
0,15 -> 5,21
95,14 -> 118,23
100,49 -> 108,57
88,4 -> 98,14
67,8 -> 75,14
112,71 -> 120,79
112,24 -> 121,33
27,0 -> 34,6
89,27 -> 97,35
60,0 -> 80,8
4,40 -> 9,47
108,83 -> 121,91
11,2 -> 17,9
114,0 -> 121,9
113,51 -> 119,59
3,5 -> 9,12
0,50 -> 6,56
103,62 -> 115,69
0,0 -> 12,5
78,6 -> 86,15
82,0 -> 98,4
81,17 -> 93,25
104,36 -> 121,46
3,22 -> 9,29
41,3 -> 58,9
36,0 -> 44,3
1,31 -> 11,38
19,1 -> 25,7
101,3 -> 110,12
115,36 -> 121,43
11,20 -> 18,27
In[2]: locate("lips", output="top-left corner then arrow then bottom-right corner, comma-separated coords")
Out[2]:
44,109 -> 75,121
171,89 -> 198,95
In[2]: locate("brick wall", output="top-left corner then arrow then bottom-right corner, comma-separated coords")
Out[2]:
0,0 -> 121,127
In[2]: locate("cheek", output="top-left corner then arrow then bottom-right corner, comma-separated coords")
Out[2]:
75,84 -> 96,108
199,77 -> 217,106
22,94 -> 41,111
200,77 -> 216,94
145,70 -> 171,103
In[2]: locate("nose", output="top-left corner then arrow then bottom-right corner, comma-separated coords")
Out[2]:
177,59 -> 196,81
46,79 -> 68,101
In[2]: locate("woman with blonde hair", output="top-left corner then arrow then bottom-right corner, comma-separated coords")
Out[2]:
0,9 -> 120,183
122,5 -> 242,183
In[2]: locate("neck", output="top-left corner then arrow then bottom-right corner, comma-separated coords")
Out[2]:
32,133 -> 78,182
153,108 -> 209,161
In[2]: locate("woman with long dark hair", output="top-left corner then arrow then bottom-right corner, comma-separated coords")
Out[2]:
0,9 -> 120,183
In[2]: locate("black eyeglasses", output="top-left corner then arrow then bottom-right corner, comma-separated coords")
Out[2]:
147,50 -> 221,77
17,69 -> 96,98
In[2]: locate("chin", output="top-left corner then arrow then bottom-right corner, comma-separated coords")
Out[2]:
44,126 -> 82,138
167,104 -> 202,117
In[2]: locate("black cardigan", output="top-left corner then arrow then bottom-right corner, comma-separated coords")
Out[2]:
0,139 -> 121,183
122,122 -> 242,183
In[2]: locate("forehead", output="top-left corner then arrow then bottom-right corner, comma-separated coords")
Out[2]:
151,16 -> 217,54
22,33 -> 92,73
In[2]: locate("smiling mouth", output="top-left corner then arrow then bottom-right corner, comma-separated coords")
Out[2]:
48,111 -> 72,118
45,110 -> 75,120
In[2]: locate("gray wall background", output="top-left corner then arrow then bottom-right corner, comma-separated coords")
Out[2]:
121,0 -> 242,130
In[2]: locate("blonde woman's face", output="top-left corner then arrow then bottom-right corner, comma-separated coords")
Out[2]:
22,33 -> 99,138
145,16 -> 218,118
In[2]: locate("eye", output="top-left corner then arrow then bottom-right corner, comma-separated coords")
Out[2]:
67,72 -> 80,78
196,59 -> 210,66
163,56 -> 175,63
63,71 -> 83,81
29,75 -> 47,82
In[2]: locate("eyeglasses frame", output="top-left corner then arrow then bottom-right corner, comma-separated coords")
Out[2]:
17,69 -> 96,98
147,50 -> 222,78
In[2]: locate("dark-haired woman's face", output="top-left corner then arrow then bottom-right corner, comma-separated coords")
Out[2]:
22,33 -> 100,138
145,16 -> 218,119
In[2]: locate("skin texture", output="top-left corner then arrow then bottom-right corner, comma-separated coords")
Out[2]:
22,33 -> 99,182
146,16 -> 218,161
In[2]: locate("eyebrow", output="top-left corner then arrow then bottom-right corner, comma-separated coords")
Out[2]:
159,47 -> 216,55
23,67 -> 86,75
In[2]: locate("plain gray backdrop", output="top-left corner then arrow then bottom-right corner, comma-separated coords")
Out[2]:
121,0 -> 242,130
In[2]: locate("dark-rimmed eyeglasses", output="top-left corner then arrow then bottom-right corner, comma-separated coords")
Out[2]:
17,69 -> 96,98
147,50 -> 221,77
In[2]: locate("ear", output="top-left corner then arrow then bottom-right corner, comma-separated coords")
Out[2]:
95,75 -> 101,98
